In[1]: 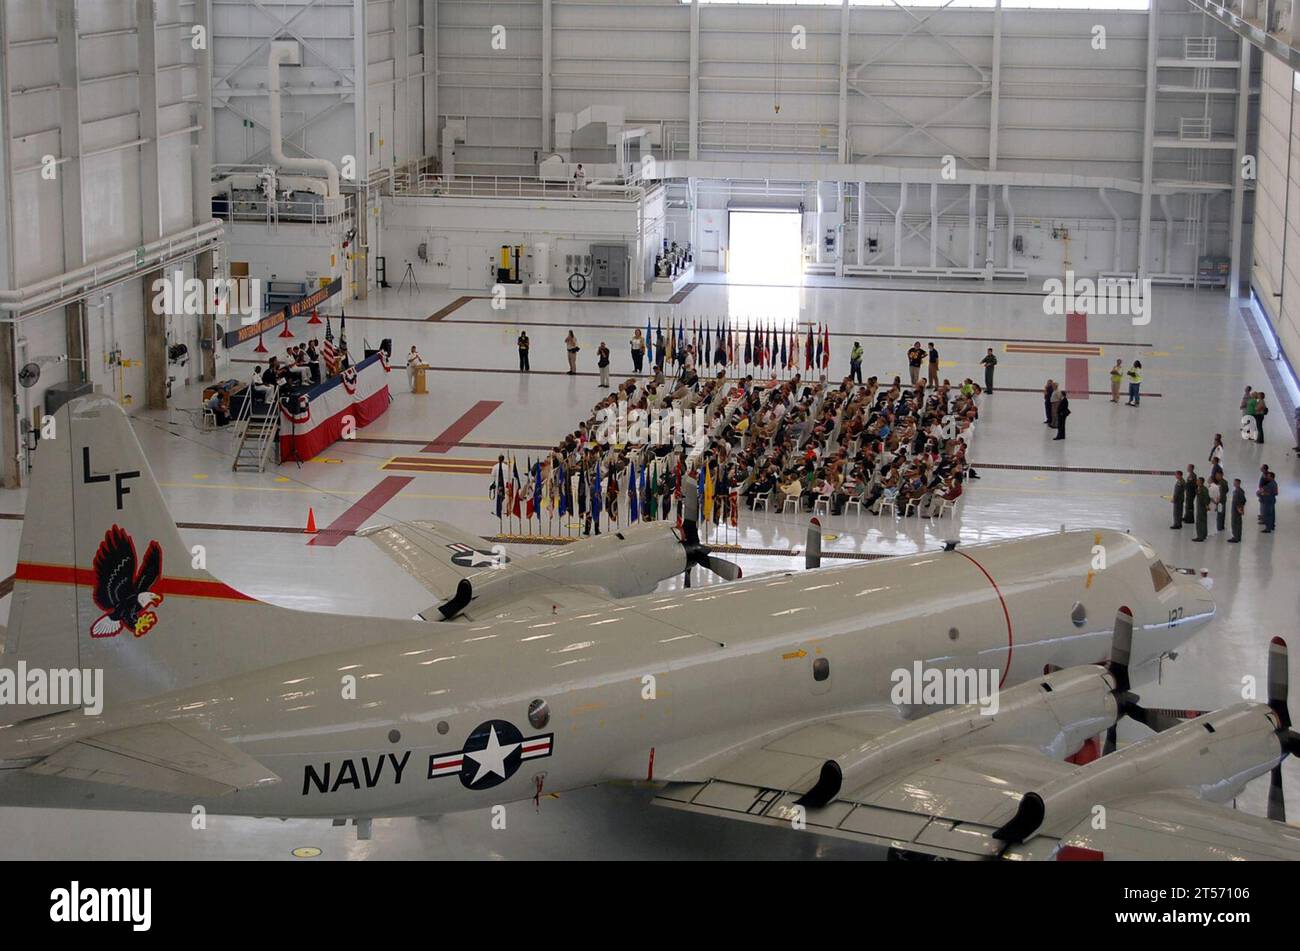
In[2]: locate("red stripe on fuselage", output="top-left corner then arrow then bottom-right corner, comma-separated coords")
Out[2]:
954,550 -> 1014,687
13,562 -> 255,602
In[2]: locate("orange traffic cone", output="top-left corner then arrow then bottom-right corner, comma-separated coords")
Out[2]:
278,319 -> 294,338
305,508 -> 318,534
254,330 -> 268,353
307,307 -> 323,325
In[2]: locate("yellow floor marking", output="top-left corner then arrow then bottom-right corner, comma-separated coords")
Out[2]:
1118,478 -> 1133,485
311,457 -> 344,464
782,649 -> 808,660
1150,351 -> 1171,357
192,474 -> 209,480
1032,476 -> 1047,482
938,326 -> 966,333
274,477 -> 290,483
938,360 -> 959,368
291,847 -> 322,859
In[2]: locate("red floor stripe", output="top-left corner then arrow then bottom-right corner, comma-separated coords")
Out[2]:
308,476 -> 414,547
423,400 -> 502,453
1064,311 -> 1090,400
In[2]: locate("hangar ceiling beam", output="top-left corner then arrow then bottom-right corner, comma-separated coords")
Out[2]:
1181,0 -> 1300,72
838,0 -> 849,164
542,0 -> 553,154
689,0 -> 700,161
423,0 -> 437,158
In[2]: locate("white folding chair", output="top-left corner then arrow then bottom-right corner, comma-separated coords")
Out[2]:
813,494 -> 832,517
903,498 -> 922,518
753,491 -> 771,513
844,497 -> 863,516
937,493 -> 961,520
781,494 -> 799,515
876,497 -> 897,518
201,407 -> 218,432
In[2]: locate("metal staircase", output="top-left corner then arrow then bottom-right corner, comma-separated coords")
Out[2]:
232,384 -> 280,473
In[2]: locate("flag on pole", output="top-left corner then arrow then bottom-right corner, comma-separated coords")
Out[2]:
557,462 -> 569,517
822,322 -> 830,370
511,457 -> 523,520
645,315 -> 654,368
703,463 -> 715,524
648,463 -> 659,519
815,322 -> 824,370
628,461 -> 639,522
322,317 -> 339,376
494,459 -> 506,519
779,326 -> 787,369
592,462 -> 603,529
531,457 -> 542,521
805,323 -> 814,370
744,325 -> 752,366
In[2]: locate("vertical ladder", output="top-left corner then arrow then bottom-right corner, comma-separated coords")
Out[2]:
232,384 -> 281,472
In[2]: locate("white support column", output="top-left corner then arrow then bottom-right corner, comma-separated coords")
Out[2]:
1137,0 -> 1159,280
1229,41 -> 1252,297
0,0 -> 20,486
838,0 -> 850,164
689,0 -> 700,160
136,0 -> 161,243
56,0 -> 84,272
191,0 -> 213,228
894,183 -> 908,267
929,183 -> 938,267
423,0 -> 438,158
967,183 -> 977,268
354,0 -> 369,183
986,0 -> 1002,278
395,0 -> 410,162
542,0 -> 553,154
856,181 -> 866,266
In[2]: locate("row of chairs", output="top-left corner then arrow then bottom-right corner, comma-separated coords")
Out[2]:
751,488 -> 961,520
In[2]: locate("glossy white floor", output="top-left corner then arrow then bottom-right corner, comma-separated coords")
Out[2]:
0,274 -> 1296,859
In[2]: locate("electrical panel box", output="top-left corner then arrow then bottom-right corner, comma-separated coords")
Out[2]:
589,244 -> 629,298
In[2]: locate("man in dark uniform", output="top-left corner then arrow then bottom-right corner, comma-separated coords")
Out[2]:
1228,479 -> 1246,543
517,331 -> 531,372
1259,468 -> 1278,533
1053,390 -> 1070,440
1183,464 -> 1197,525
1043,379 -> 1056,426
980,348 -> 997,394
1170,471 -> 1185,529
1192,476 -> 1209,542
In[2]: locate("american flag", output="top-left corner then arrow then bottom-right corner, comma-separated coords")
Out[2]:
322,317 -> 339,376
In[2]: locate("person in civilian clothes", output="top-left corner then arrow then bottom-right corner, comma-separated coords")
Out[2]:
1228,479 -> 1246,543
630,329 -> 645,374
597,341 -> 611,388
517,331 -> 531,372
1043,379 -> 1056,426
1211,472 -> 1229,534
927,342 -> 940,386
907,342 -> 924,386
1109,359 -> 1123,403
1253,392 -> 1269,444
1125,361 -> 1142,405
1170,470 -> 1186,529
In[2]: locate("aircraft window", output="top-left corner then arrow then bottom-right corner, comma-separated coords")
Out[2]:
812,657 -> 830,682
947,627 -> 959,641
436,720 -> 450,735
1150,560 -> 1174,593
387,729 -> 401,744
528,698 -> 551,729
1070,602 -> 1087,627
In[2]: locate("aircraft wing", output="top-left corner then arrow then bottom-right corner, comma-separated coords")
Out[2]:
25,721 -> 281,798
359,520 -> 507,604
1011,793 -> 1300,861
654,713 -> 1073,860
654,702 -> 1300,860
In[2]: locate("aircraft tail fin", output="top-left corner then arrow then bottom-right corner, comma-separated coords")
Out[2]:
1,396 -> 300,722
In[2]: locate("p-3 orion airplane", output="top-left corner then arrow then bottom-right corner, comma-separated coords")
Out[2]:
0,396 -> 1289,859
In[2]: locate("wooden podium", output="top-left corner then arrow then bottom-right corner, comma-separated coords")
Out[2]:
412,364 -> 429,394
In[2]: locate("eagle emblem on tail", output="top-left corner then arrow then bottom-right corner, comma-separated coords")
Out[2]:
90,525 -> 164,638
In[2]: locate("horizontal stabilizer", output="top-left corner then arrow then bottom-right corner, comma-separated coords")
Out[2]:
26,720 -> 280,798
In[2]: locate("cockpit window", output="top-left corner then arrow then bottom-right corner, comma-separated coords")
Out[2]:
1150,559 -> 1173,593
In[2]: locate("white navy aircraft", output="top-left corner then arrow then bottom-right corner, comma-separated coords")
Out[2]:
0,396 -> 1293,859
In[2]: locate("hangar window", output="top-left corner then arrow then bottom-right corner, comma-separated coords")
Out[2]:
528,698 -> 551,729
1149,560 -> 1173,593
812,657 -> 830,682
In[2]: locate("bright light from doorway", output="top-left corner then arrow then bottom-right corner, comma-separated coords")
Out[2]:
729,210 -> 804,285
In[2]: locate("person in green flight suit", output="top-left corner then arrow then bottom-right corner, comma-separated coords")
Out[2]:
1192,476 -> 1210,542
1170,470 -> 1185,529
1182,464 -> 1197,524
1228,478 -> 1246,543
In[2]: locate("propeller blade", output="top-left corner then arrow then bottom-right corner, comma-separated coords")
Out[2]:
1103,724 -> 1118,756
1268,636 -> 1291,729
805,518 -> 822,570
1107,605 -> 1134,694
1123,701 -> 1184,734
1268,763 -> 1287,823
697,554 -> 743,582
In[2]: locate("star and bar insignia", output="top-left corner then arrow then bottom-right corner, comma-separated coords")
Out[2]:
428,719 -> 553,790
